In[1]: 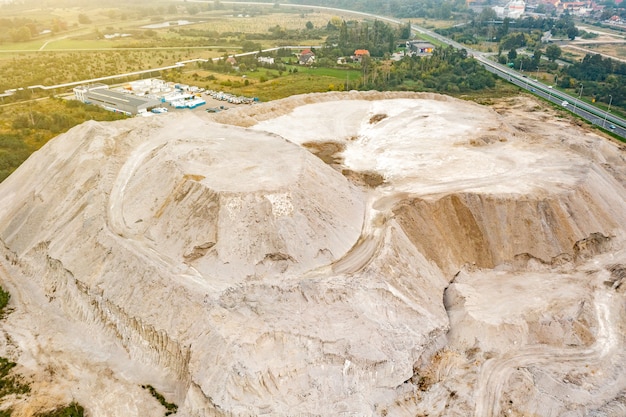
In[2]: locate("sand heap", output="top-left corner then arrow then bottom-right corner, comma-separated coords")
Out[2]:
0,91 -> 625,417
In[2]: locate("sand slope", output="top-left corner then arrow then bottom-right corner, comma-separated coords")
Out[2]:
0,92 -> 625,416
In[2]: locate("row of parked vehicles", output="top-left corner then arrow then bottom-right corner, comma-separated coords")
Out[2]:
205,90 -> 258,105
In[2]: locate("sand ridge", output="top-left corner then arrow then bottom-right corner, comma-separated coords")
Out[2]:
0,91 -> 624,416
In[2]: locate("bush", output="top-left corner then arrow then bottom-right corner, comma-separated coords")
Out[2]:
0,287 -> 9,318
141,385 -> 178,416
0,357 -> 30,398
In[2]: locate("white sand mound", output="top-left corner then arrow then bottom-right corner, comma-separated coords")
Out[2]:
0,92 -> 624,417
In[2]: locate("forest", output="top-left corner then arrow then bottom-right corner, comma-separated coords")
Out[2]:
360,46 -> 496,92
559,53 -> 626,107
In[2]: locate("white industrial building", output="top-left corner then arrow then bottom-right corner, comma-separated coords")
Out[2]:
493,0 -> 526,18
73,84 -> 161,115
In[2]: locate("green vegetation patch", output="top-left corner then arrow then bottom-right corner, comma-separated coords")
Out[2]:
142,385 -> 178,416
0,287 -> 10,319
0,357 -> 30,399
0,98 -> 126,183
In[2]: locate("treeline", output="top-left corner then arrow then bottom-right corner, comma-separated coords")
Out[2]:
361,46 -> 496,92
438,12 -> 579,47
565,53 -> 626,81
321,19 -> 406,58
197,55 -> 290,74
0,17 -> 68,43
559,53 -> 626,107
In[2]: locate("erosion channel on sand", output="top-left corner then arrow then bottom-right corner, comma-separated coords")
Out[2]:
0,91 -> 625,416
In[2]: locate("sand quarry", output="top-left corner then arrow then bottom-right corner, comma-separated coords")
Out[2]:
0,91 -> 625,416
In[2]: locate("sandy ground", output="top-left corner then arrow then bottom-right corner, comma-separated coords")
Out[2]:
0,91 -> 624,416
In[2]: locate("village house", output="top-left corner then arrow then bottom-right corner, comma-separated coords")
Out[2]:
298,49 -> 316,65
352,49 -> 370,63
257,56 -> 275,65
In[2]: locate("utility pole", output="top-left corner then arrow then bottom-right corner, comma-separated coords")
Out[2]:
602,94 -> 613,128
573,84 -> 583,114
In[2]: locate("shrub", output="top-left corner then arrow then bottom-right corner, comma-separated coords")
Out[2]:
141,385 -> 178,416
0,287 -> 9,318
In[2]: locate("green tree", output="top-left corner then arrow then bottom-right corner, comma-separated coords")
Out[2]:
545,44 -> 561,61
567,25 -> 579,40
306,21 -> 314,30
400,21 -> 411,40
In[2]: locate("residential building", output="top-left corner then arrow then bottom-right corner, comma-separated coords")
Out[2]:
298,49 -> 316,65
352,49 -> 370,63
258,56 -> 275,65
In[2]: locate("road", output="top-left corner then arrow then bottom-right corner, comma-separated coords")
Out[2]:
3,1 -> 622,140
392,17 -> 626,138
477,56 -> 626,137
249,0 -> 626,138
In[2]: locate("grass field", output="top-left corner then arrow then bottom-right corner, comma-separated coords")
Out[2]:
172,65 -> 362,102
582,43 -> 626,59
174,11 -> 334,33
410,18 -> 462,29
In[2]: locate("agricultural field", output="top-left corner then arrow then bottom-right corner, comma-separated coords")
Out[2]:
0,4 -> 349,93
0,50 -> 215,92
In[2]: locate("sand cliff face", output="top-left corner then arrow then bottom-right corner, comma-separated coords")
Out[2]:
0,91 -> 625,417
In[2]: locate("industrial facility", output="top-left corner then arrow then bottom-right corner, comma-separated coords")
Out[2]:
73,84 -> 161,115
72,79 -> 261,116
73,79 -> 208,115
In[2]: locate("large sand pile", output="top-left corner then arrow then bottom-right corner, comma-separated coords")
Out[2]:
0,91 -> 624,416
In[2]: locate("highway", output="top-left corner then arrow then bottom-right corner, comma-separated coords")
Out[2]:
477,56 -> 626,137
405,21 -> 626,139
259,0 -> 626,140
12,0 -> 626,140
